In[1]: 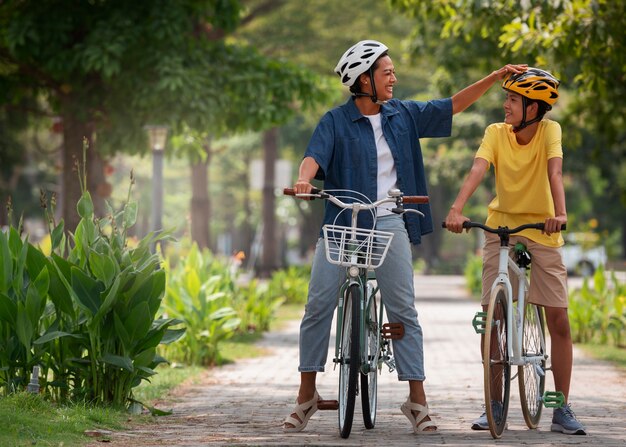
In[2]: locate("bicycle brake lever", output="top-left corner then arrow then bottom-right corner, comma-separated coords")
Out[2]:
403,209 -> 425,217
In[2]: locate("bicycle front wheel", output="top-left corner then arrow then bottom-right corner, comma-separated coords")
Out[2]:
483,285 -> 511,439
360,292 -> 379,429
519,302 -> 546,428
338,283 -> 360,439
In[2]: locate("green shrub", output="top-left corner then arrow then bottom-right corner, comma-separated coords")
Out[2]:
464,253 -> 483,299
235,278 -> 284,333
160,244 -> 240,366
569,265 -> 626,346
1,155 -> 184,408
266,265 -> 310,305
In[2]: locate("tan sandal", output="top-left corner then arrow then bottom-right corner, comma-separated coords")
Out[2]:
282,391 -> 320,433
400,399 -> 438,434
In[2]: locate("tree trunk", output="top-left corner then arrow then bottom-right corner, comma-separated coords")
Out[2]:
259,127 -> 278,277
190,140 -> 212,250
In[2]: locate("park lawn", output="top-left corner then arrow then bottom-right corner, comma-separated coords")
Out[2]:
0,392 -> 130,446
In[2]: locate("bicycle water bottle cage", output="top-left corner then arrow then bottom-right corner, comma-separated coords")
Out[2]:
472,311 -> 487,334
382,322 -> 404,340
514,242 -> 532,268
542,391 -> 565,408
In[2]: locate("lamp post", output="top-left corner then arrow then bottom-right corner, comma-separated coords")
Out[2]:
145,125 -> 168,248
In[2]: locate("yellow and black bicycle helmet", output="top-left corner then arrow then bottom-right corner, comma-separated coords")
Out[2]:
502,68 -> 559,105
502,67 -> 560,132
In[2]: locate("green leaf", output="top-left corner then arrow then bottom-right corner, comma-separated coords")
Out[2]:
48,254 -> 77,317
0,292 -> 17,325
93,276 -> 121,326
34,330 -> 83,345
123,202 -> 138,229
89,250 -> 118,287
71,266 -> 105,316
114,311 -> 132,351
102,353 -> 134,372
0,230 -> 11,292
26,243 -> 48,281
133,348 -> 156,368
124,302 -> 151,346
77,191 -> 94,219
16,301 -> 33,350
51,220 -> 65,250
159,327 -> 186,345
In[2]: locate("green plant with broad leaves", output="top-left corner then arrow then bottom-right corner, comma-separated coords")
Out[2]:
569,265 -> 626,347
0,220 -> 51,395
0,147 -> 185,408
236,278 -> 284,333
161,244 -> 240,366
266,265 -> 310,305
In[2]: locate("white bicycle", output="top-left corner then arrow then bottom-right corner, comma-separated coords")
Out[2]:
444,221 -> 566,439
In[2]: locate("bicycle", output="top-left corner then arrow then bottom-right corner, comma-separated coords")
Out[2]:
442,221 -> 566,439
285,187 -> 428,438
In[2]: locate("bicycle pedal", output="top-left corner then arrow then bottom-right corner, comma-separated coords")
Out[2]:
472,311 -> 487,334
542,391 -> 565,408
317,399 -> 339,410
382,322 -> 404,340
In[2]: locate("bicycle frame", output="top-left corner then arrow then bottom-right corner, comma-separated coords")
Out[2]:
491,245 -> 547,367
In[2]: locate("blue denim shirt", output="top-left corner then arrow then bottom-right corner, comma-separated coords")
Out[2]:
305,96 -> 453,245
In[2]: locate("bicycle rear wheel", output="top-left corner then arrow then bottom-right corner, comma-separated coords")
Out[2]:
483,285 -> 511,439
360,292 -> 379,429
519,302 -> 546,428
338,283 -> 360,438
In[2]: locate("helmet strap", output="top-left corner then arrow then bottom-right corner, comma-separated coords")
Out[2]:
513,97 -> 542,133
352,68 -> 387,105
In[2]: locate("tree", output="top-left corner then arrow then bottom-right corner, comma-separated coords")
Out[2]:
390,0 -> 626,256
0,0 -> 328,233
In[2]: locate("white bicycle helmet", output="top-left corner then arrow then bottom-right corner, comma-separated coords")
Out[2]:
334,40 -> 389,87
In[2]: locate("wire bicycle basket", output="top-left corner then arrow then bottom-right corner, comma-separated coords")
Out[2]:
323,224 -> 394,269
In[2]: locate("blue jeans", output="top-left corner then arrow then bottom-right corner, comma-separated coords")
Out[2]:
298,214 -> 426,381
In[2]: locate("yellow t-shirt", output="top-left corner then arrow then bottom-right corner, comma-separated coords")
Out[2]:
476,119 -> 564,247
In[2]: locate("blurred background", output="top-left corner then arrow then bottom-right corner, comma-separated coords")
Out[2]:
1,0 -> 624,277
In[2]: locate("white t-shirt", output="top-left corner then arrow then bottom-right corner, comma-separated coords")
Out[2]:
365,113 -> 397,216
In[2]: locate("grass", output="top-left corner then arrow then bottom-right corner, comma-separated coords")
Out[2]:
0,392 -> 130,447
577,343 -> 626,371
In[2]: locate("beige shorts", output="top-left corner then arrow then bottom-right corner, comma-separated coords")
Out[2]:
481,232 -> 568,308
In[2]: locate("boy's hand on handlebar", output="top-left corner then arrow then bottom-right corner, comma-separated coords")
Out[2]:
543,215 -> 567,236
444,209 -> 470,234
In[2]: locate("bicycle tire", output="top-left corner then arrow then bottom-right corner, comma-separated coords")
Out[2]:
338,283 -> 360,438
519,303 -> 546,428
360,292 -> 379,429
483,285 -> 511,439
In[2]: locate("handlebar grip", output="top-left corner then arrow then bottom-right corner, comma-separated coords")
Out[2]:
403,196 -> 429,204
283,187 -> 322,197
441,221 -> 471,228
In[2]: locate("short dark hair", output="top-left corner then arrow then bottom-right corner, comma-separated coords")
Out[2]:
349,51 -> 389,95
528,99 -> 552,118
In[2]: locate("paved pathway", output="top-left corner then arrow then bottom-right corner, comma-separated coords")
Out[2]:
102,275 -> 625,446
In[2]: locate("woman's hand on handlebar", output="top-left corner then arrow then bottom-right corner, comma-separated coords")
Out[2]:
543,215 -> 567,236
293,179 -> 314,196
444,208 -> 470,234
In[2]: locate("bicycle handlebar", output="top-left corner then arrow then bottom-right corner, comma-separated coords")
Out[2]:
441,221 -> 566,234
283,188 -> 429,205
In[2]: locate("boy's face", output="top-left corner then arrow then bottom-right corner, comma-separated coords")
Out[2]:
503,91 -> 537,126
